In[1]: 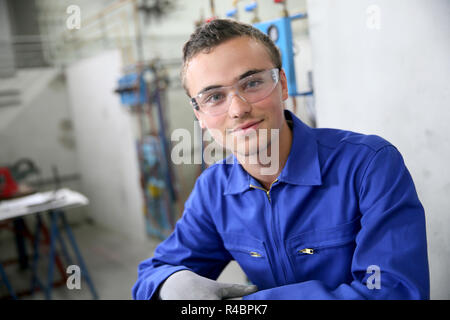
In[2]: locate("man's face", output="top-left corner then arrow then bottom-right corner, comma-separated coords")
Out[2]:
185,36 -> 289,157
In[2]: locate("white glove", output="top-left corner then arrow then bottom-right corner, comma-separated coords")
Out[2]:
158,270 -> 258,300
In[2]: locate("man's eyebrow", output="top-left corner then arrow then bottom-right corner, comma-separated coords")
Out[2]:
197,85 -> 222,96
238,69 -> 265,80
196,69 -> 266,96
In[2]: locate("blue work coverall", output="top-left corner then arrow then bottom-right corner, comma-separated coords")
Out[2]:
132,110 -> 429,300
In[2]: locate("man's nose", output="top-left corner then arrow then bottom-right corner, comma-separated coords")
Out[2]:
227,92 -> 251,118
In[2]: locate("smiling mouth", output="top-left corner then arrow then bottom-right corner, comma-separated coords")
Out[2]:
231,119 -> 264,135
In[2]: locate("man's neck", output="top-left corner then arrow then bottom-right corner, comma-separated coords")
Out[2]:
237,119 -> 293,191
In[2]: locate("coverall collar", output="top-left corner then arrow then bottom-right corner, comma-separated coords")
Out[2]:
224,109 -> 322,195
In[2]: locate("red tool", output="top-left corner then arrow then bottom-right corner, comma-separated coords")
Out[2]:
0,167 -> 19,199
205,0 -> 217,23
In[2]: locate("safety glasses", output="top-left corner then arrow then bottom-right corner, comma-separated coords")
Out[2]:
190,68 -> 280,116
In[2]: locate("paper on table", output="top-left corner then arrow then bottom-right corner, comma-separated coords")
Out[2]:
0,188 -> 89,220
0,193 -> 52,210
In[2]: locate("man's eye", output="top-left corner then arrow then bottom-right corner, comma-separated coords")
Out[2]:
204,93 -> 225,104
243,79 -> 264,90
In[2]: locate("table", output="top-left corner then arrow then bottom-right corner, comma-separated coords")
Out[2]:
0,188 -> 98,299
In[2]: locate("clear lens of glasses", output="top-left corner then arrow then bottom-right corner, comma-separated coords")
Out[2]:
192,68 -> 280,116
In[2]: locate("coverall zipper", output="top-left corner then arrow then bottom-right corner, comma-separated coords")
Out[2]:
249,179 -> 289,284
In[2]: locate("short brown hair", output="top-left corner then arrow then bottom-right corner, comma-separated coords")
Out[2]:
181,19 -> 282,96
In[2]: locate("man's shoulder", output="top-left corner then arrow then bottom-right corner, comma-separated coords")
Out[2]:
195,155 -> 234,185
313,127 -> 393,153
184,157 -> 235,210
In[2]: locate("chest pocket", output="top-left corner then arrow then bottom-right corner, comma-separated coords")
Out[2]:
286,218 -> 361,288
220,232 -> 275,290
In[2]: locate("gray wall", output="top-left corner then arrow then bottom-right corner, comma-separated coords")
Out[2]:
0,69 -> 87,226
0,73 -> 79,177
7,0 -> 47,68
307,0 -> 450,299
0,0 -> 15,77
65,50 -> 146,241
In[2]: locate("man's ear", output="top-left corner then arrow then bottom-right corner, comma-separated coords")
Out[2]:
279,69 -> 289,101
193,109 -> 205,129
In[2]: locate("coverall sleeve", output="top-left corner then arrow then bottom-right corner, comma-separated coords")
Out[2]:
243,145 -> 430,300
132,178 -> 233,300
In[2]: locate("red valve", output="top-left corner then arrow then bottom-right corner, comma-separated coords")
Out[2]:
205,16 -> 217,23
0,167 -> 19,199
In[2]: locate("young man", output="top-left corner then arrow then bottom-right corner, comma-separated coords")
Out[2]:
132,19 -> 429,300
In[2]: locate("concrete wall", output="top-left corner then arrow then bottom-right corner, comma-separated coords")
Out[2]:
6,0 -> 47,68
0,68 -> 86,226
65,50 -> 146,241
0,0 -> 86,226
307,0 -> 450,299
0,0 -> 15,77
0,72 -> 78,175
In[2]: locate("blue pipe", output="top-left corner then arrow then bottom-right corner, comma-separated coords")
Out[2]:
293,90 -> 314,97
245,2 -> 257,12
31,214 -> 45,295
226,8 -> 237,17
290,12 -> 308,20
0,263 -> 17,299
46,211 -> 58,300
